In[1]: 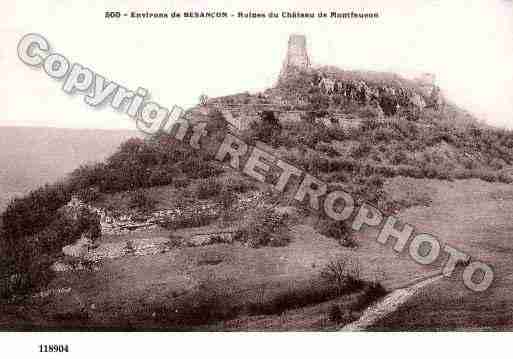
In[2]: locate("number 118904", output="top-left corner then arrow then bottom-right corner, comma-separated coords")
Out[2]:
39,345 -> 69,353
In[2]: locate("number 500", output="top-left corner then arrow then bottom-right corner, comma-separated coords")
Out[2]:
105,11 -> 121,18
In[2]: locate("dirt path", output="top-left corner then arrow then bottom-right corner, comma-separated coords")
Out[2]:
351,178 -> 513,330
341,272 -> 444,331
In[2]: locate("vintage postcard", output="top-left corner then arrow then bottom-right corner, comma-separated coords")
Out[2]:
1,0 -> 512,357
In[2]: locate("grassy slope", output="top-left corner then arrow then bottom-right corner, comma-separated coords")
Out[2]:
4,176 -> 513,330
36,177 -> 513,331
362,178 -> 513,330
0,223 -> 366,330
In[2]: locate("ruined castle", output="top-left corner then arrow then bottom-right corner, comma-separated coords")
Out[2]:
279,34 -> 311,80
203,34 -> 445,132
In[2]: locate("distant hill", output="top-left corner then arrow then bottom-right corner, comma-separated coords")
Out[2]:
0,126 -> 138,211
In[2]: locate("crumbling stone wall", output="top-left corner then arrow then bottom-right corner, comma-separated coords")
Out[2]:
279,34 -> 311,81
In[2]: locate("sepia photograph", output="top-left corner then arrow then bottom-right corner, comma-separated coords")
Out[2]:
1,0 -> 513,356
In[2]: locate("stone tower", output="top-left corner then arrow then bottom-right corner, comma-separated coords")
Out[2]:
279,34 -> 311,80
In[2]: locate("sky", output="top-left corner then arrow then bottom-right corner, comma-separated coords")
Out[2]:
1,0 -> 512,130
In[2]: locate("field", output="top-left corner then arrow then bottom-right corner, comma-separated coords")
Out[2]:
366,178 -> 513,330
0,222 -> 379,330
3,175 -> 512,330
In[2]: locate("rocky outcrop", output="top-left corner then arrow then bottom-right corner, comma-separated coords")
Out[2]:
187,232 -> 235,247
415,72 -> 444,110
62,234 -> 94,258
85,237 -> 173,261
57,196 -> 101,259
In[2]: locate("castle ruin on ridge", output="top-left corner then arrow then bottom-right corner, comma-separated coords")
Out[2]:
279,34 -> 311,80
204,34 -> 445,133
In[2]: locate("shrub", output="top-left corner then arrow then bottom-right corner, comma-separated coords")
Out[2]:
128,191 -> 157,213
391,151 -> 408,165
148,165 -> 180,187
248,110 -> 283,145
145,283 -> 235,327
366,174 -> 385,189
217,188 -> 237,208
165,235 -> 183,249
356,104 -> 383,119
461,157 -> 475,170
205,109 -> 228,140
320,258 -> 363,295
246,280 -> 343,316
0,237 -> 55,299
351,281 -> 388,312
379,96 -> 398,116
224,177 -> 257,193
397,106 -> 421,122
235,206 -> 289,248
359,118 -> 381,132
1,182 -> 72,242
75,187 -> 101,204
455,257 -> 471,268
328,304 -> 344,323
371,127 -> 400,142
317,220 -> 354,247
37,204 -> 101,253
173,178 -> 189,188
67,163 -> 107,192
300,152 -> 327,175
195,178 -> 223,200
0,200 -> 100,297
498,172 -> 513,184
124,240 -> 136,255
144,277 -> 355,327
217,189 -> 238,220
350,142 -> 372,159
315,142 -> 339,157
476,171 -> 498,183
279,120 -> 337,148
181,158 -> 221,179
419,163 -> 454,180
